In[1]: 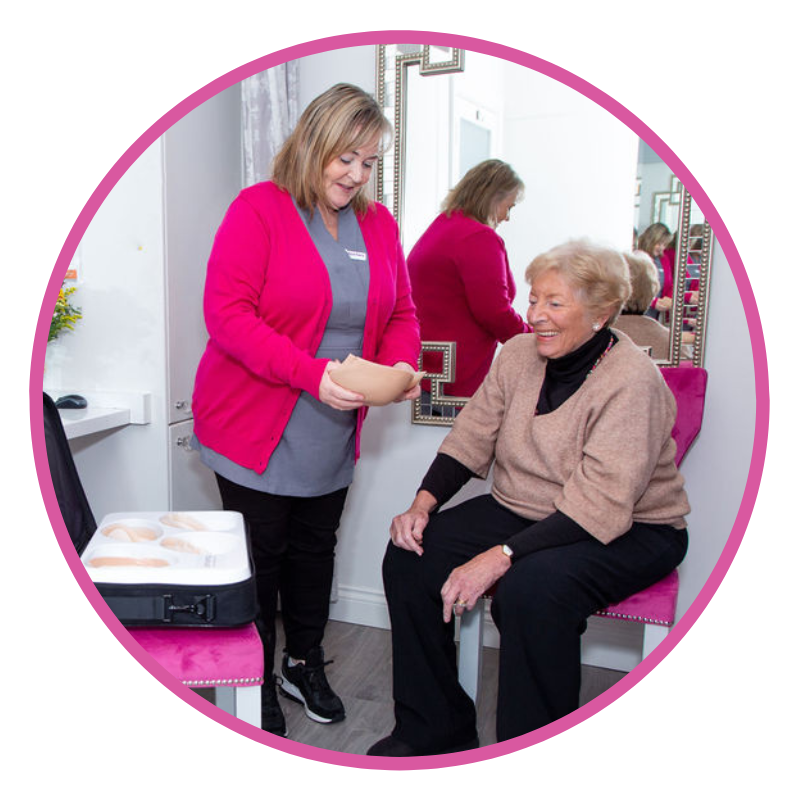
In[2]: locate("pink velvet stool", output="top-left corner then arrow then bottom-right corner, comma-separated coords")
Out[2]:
128,623 -> 263,726
456,365 -> 707,701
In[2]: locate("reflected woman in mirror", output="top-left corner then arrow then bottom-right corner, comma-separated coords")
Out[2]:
191,83 -> 420,738
407,159 -> 532,400
368,241 -> 689,756
637,222 -> 674,319
615,250 -> 689,361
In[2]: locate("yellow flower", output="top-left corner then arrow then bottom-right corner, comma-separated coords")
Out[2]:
49,282 -> 82,343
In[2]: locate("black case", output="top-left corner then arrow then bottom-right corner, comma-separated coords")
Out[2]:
44,392 -> 257,627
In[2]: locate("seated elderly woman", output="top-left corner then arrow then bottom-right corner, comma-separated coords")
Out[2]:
368,240 -> 690,757
616,251 -> 694,360
615,250 -> 680,361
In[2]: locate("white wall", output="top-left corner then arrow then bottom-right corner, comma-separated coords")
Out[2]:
501,59 -> 639,314
674,238 -> 755,620
44,142 -> 172,521
45,87 -> 242,522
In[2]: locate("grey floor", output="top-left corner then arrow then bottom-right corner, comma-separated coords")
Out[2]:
199,617 -> 625,755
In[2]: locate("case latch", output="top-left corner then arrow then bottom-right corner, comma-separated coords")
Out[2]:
161,594 -> 216,623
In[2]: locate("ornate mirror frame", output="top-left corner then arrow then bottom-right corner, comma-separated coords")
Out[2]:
374,45 -> 713,425
669,186 -> 714,368
375,44 -> 465,235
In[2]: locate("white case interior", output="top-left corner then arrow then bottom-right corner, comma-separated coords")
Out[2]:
81,511 -> 249,586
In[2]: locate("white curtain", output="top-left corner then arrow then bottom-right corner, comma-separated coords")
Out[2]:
241,62 -> 300,187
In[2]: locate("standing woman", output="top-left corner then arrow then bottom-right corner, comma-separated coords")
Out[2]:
191,84 -> 421,737
408,160 -> 531,399
637,222 -> 674,319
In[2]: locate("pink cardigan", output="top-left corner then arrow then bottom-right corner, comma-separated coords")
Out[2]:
408,211 -> 531,397
192,182 -> 420,473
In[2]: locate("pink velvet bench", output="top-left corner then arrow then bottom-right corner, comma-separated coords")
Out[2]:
456,365 -> 707,701
128,623 -> 264,726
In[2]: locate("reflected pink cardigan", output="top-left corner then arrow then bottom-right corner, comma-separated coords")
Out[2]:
192,182 -> 420,473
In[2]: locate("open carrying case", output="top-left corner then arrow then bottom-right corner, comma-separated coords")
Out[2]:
44,392 -> 257,627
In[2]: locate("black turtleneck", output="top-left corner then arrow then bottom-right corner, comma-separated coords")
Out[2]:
535,327 -> 615,415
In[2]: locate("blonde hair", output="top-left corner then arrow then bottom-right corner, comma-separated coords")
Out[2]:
637,222 -> 672,258
441,159 -> 524,225
622,250 -> 660,313
271,83 -> 391,214
525,240 -> 632,326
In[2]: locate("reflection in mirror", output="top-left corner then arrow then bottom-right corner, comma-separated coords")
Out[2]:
375,46 -> 714,425
633,140 -> 713,366
408,159 -> 530,401
617,250 -> 690,362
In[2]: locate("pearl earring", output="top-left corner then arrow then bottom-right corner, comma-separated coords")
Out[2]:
592,322 -> 601,332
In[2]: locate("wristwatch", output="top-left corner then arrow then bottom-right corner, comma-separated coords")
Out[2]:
501,544 -> 514,561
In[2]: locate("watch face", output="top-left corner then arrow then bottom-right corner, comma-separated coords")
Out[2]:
502,544 -> 514,558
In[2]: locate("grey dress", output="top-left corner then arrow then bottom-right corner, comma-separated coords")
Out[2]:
193,201 -> 370,497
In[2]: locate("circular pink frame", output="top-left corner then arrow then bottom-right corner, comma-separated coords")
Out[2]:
28,30 -> 769,771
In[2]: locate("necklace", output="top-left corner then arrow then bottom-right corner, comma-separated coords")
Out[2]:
588,336 -> 615,376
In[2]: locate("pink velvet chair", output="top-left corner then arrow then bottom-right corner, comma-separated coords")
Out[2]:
128,623 -> 264,726
457,365 -> 708,701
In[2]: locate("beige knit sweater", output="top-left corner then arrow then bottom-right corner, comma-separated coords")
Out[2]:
439,331 -> 690,544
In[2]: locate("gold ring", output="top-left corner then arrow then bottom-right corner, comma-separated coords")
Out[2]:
454,599 -> 468,607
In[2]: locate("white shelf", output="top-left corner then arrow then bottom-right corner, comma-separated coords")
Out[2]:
59,406 -> 132,440
45,390 -> 153,440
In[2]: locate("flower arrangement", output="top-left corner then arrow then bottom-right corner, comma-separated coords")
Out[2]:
49,283 -> 82,343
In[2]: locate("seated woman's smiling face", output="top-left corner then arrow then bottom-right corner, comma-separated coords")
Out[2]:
527,270 -> 600,360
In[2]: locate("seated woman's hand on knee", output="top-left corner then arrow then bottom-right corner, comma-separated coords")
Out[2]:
441,546 -> 512,623
389,490 -> 438,556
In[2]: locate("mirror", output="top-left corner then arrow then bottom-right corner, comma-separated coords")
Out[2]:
632,141 -> 714,367
376,45 -> 714,425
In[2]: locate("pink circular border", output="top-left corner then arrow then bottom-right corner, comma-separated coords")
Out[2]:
28,30 -> 769,771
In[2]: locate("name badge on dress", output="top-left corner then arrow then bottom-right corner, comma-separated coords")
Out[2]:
345,249 -> 367,261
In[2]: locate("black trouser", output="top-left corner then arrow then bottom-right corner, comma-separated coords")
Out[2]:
216,474 -> 348,673
382,494 -> 688,747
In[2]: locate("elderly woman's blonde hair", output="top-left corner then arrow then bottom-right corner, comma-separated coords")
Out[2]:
622,250 -> 660,313
525,240 -> 632,326
441,159 -> 524,226
271,83 -> 391,214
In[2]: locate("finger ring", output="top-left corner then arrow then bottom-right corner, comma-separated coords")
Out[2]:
454,599 -> 468,607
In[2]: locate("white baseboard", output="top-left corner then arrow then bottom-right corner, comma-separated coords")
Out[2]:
329,584 -> 391,630
330,585 -> 644,673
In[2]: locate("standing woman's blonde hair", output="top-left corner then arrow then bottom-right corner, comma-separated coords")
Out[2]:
637,222 -> 672,258
441,159 -> 524,226
271,83 -> 392,215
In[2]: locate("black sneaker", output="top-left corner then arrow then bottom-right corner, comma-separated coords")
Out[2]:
280,646 -> 345,724
261,674 -> 287,736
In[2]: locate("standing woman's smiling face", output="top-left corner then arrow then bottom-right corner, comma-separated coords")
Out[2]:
322,136 -> 381,210
527,269 -> 602,359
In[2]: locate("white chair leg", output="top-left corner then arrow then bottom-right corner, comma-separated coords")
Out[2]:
215,685 -> 261,725
233,685 -> 261,726
642,623 -> 670,659
458,598 -> 485,701
215,685 -> 236,716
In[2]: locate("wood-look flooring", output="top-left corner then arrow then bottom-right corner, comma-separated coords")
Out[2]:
213,617 -> 626,755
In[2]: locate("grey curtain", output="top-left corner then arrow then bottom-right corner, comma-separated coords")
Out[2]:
241,62 -> 300,187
